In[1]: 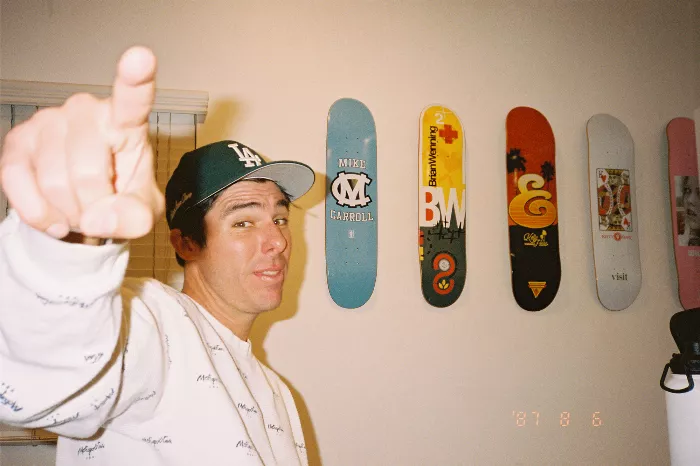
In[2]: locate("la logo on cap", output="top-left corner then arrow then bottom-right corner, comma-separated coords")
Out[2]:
228,143 -> 262,168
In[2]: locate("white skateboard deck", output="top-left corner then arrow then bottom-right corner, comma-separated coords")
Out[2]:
586,114 -> 642,310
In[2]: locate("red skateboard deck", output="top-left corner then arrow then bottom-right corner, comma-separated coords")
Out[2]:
505,107 -> 561,311
668,117 -> 700,309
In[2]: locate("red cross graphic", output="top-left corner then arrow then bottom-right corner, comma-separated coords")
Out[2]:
439,125 -> 459,144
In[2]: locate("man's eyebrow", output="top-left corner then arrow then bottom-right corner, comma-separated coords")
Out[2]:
219,199 -> 291,220
219,201 -> 263,219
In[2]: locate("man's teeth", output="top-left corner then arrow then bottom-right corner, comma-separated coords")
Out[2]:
260,271 -> 279,276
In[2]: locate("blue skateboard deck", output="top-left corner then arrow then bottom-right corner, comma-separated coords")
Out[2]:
326,98 -> 378,309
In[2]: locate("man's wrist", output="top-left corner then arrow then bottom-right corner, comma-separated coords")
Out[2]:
62,231 -> 108,246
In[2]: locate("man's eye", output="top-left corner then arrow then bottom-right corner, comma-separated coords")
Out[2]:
274,218 -> 289,226
234,221 -> 253,228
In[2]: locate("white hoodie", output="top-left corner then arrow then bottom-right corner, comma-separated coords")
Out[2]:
0,210 -> 307,465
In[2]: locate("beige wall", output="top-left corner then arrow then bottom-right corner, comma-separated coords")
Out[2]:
1,1 -> 699,465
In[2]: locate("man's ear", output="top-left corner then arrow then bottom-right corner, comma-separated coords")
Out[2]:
170,229 -> 201,261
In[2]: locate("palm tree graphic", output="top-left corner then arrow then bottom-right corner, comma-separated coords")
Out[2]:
540,161 -> 555,190
507,148 -> 527,183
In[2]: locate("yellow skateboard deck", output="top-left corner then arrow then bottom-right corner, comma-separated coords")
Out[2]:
418,105 -> 467,307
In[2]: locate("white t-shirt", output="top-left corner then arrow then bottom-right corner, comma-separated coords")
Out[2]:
0,211 -> 307,465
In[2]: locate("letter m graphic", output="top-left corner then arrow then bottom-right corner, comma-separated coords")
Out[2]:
331,171 -> 372,208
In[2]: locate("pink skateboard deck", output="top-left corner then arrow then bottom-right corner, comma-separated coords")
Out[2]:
667,117 -> 700,309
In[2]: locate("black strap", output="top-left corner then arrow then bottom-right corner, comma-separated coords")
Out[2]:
660,361 -> 696,394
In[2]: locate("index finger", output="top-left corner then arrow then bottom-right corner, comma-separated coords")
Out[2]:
110,46 -> 157,130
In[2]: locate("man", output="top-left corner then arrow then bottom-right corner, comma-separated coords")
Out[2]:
0,46 -> 314,465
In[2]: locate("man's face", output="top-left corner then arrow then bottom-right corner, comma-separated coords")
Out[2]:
683,176 -> 700,230
197,180 -> 292,315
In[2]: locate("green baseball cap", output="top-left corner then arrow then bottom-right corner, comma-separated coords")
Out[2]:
165,140 -> 315,229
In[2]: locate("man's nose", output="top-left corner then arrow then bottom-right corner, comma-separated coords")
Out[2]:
262,222 -> 288,254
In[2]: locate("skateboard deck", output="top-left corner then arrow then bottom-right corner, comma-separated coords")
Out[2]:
326,98 -> 378,309
667,117 -> 700,310
418,105 -> 466,308
505,107 -> 561,311
586,114 -> 642,311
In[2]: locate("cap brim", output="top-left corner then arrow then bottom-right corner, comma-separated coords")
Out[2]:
241,161 -> 316,201
188,160 -> 315,214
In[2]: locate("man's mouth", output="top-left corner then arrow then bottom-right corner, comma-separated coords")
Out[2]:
253,268 -> 285,282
